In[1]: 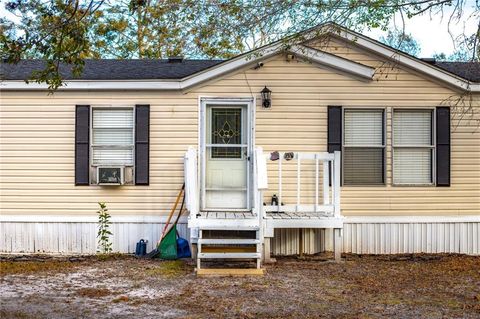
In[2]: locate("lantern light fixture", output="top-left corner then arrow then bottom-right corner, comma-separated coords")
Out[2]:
261,86 -> 272,108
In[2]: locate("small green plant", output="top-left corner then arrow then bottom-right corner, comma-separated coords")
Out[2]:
97,202 -> 113,254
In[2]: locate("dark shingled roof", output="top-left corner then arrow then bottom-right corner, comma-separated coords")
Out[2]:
433,62 -> 480,82
0,59 -> 224,80
1,58 -> 479,83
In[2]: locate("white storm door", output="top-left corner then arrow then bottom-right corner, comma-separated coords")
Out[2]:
204,104 -> 249,210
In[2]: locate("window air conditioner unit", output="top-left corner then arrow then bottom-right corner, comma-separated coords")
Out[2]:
97,166 -> 124,185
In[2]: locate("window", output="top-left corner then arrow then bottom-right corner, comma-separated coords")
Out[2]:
91,108 -> 135,175
343,109 -> 385,185
393,109 -> 434,185
211,108 -> 242,158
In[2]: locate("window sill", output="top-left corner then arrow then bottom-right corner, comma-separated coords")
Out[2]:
391,183 -> 436,187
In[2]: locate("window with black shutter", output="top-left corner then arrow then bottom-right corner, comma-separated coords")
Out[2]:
74,105 -> 150,185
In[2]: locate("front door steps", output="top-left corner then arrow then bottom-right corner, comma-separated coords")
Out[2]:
195,224 -> 264,275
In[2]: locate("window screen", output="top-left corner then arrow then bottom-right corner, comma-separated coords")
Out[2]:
92,108 -> 134,165
343,109 -> 385,185
393,110 -> 434,185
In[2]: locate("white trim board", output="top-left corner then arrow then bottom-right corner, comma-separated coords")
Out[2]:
289,45 -> 375,80
2,215 -> 479,224
345,216 -> 480,224
0,215 -> 188,223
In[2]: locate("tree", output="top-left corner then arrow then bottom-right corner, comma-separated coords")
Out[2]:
380,30 -> 421,57
1,0 -> 479,90
434,32 -> 480,62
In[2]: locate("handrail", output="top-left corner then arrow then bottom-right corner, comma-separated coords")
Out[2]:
259,150 -> 341,217
184,147 -> 199,221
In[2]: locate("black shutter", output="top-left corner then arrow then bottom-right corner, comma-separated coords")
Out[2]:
135,105 -> 150,185
75,105 -> 90,185
328,106 -> 342,186
436,107 -> 450,186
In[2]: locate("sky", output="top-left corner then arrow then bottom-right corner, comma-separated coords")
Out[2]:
365,1 -> 478,58
1,1 -> 478,59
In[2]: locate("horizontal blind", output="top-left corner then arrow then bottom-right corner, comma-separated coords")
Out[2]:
93,109 -> 134,128
344,110 -> 383,146
393,110 -> 432,145
92,149 -> 134,165
344,148 -> 384,185
93,129 -> 133,145
393,149 -> 432,184
92,108 -> 134,166
343,109 -> 384,185
393,110 -> 433,185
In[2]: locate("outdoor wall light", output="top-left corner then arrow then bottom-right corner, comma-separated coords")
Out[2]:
261,86 -> 272,108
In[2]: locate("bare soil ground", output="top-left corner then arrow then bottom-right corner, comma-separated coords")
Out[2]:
1,253 -> 479,318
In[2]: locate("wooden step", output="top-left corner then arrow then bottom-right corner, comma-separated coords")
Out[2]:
198,238 -> 260,245
198,225 -> 260,231
196,268 -> 265,277
201,246 -> 257,253
198,252 -> 261,259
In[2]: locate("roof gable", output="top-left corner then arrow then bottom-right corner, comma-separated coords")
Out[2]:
1,22 -> 479,92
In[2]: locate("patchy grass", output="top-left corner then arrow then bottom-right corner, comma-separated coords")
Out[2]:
112,295 -> 130,303
1,254 -> 479,318
0,260 -> 76,276
144,260 -> 190,278
76,288 -> 113,298
95,253 -> 127,261
0,309 -> 30,319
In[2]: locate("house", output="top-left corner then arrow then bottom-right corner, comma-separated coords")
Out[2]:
1,24 -> 479,270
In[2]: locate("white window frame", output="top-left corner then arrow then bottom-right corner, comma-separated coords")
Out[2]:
392,108 -> 436,186
89,105 -> 136,180
342,107 -> 386,186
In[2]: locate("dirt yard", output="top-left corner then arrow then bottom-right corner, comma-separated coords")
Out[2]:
1,254 -> 479,318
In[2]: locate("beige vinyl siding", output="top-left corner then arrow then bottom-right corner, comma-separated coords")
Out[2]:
1,37 -> 479,218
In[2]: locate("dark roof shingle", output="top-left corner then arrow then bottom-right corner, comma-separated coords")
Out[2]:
1,58 -> 479,83
433,62 -> 480,82
1,59 -> 224,80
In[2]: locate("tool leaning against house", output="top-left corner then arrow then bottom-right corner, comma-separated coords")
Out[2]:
135,184 -> 191,259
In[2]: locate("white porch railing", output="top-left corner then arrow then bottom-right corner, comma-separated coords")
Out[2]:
184,146 -> 341,222
257,149 -> 341,218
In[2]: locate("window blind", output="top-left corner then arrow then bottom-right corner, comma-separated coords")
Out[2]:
343,109 -> 384,185
393,110 -> 433,185
344,148 -> 384,185
393,149 -> 432,184
92,108 -> 134,166
393,111 -> 431,145
344,110 -> 383,146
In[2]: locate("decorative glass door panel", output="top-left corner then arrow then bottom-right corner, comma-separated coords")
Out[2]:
205,105 -> 249,209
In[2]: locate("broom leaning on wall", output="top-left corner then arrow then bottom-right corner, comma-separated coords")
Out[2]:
139,183 -> 191,259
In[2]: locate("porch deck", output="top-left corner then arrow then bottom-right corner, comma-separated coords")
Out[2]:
184,147 -> 344,265
197,211 -> 256,219
196,211 -> 344,229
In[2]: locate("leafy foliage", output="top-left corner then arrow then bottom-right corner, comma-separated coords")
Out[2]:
380,30 -> 421,57
1,0 -> 104,90
96,202 -> 113,254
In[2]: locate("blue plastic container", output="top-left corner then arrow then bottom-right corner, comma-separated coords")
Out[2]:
135,239 -> 147,256
176,237 -> 191,258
